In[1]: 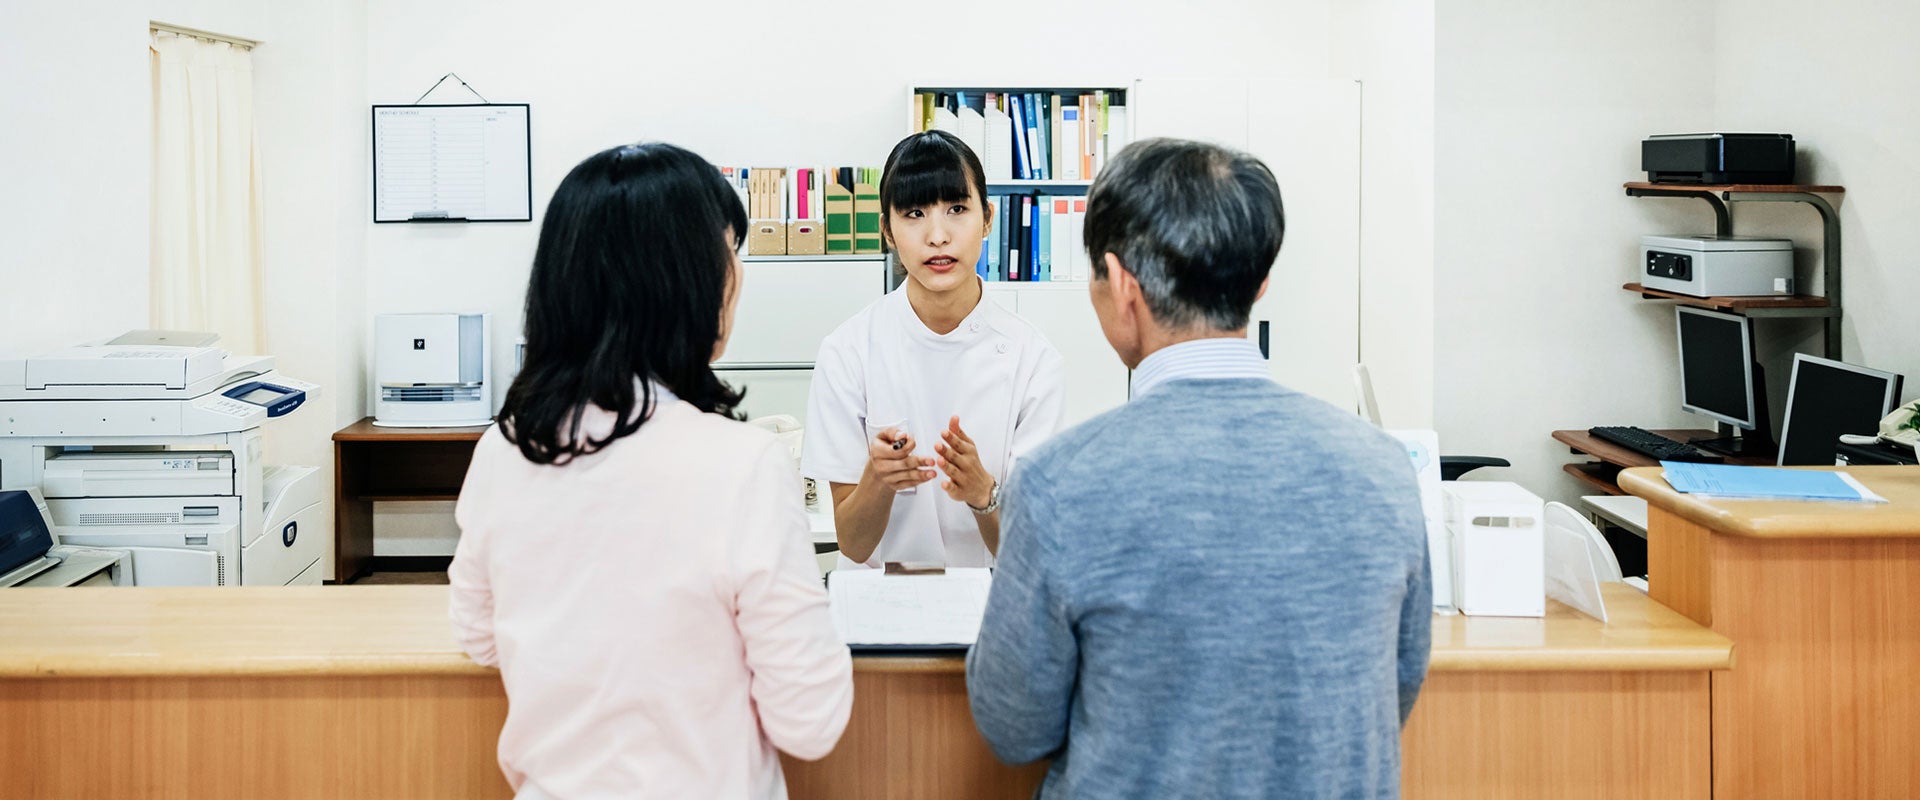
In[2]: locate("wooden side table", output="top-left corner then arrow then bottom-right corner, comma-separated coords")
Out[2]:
332,418 -> 489,583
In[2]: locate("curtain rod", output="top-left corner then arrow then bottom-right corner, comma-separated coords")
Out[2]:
150,21 -> 260,49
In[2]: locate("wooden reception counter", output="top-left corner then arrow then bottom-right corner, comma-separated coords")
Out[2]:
1621,464 -> 1920,799
0,583 -> 1727,799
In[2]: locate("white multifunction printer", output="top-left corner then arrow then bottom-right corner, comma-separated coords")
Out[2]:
1640,235 -> 1794,298
0,332 -> 323,586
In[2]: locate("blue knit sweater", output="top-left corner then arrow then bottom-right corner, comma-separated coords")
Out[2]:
967,378 -> 1431,799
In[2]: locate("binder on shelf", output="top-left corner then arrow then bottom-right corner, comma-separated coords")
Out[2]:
1008,95 -> 1031,180
1008,196 -> 1028,281
853,181 -> 883,254
1050,94 -> 1067,179
1035,197 -> 1053,282
1026,196 -> 1040,280
1059,103 -> 1082,181
983,95 -> 1014,182
958,104 -> 987,171
931,97 -> 960,135
1106,103 -> 1130,161
825,178 -> 855,255
1079,95 -> 1096,179
1058,194 -> 1073,281
980,196 -> 1002,281
1070,197 -> 1090,280
1024,93 -> 1047,180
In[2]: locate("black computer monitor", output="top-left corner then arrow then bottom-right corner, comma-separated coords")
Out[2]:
1676,306 -> 1772,456
1776,354 -> 1904,466
1677,306 -> 1758,426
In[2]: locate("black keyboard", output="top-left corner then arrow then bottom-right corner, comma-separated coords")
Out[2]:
1587,426 -> 1725,463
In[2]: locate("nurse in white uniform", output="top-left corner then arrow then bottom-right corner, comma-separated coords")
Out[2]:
803,131 -> 1064,569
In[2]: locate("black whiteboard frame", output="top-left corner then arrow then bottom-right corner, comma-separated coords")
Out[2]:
371,103 -> 533,223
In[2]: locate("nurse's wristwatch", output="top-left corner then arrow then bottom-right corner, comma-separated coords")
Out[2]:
969,479 -> 1002,516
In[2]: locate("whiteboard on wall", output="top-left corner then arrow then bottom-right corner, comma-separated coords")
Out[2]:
372,104 -> 531,222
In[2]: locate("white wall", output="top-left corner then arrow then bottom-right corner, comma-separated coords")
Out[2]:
1334,0 -> 1436,428
1713,0 -> 1920,385
1435,2 -> 1721,503
250,1 -> 368,579
0,3 -> 158,355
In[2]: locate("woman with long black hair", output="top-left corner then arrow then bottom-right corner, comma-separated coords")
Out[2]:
448,143 -> 852,800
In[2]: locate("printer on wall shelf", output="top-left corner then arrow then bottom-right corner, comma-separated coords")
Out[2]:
1642,133 -> 1795,185
374,313 -> 493,428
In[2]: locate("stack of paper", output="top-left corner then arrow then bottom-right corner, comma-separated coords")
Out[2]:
827,568 -> 992,649
1660,462 -> 1888,502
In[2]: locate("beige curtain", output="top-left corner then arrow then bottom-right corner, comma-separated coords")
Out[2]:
150,30 -> 263,353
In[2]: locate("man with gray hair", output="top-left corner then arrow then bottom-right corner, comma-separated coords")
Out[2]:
967,138 -> 1431,799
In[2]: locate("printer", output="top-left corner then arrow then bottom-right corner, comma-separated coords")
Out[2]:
1642,133 -> 1795,184
0,334 -> 323,586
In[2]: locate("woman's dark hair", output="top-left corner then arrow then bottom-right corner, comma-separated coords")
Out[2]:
878,130 -> 989,240
498,142 -> 747,465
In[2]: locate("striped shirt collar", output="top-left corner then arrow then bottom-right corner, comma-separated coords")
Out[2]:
1129,337 -> 1271,399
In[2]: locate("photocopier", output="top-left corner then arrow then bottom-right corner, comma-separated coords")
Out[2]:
0,332 -> 323,586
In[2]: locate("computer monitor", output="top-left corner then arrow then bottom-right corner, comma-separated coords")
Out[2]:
1677,306 -> 1758,427
1776,354 -> 1904,466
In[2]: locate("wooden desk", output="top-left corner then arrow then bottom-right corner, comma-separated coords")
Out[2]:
1553,428 -> 1770,495
0,584 -> 1726,800
1622,465 -> 1920,799
332,418 -> 488,583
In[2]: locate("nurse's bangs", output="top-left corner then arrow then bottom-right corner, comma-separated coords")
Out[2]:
882,135 -> 982,212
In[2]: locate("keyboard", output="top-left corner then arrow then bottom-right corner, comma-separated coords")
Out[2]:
1587,426 -> 1725,463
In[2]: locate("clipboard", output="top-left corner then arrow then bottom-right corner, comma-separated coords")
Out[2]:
372,103 -> 532,223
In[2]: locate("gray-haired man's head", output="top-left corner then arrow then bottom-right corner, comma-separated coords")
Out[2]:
1084,138 -> 1286,333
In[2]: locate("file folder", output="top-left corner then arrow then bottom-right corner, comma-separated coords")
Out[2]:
853,182 -> 882,253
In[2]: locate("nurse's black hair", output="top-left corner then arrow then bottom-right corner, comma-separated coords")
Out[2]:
499,142 -> 746,466
878,129 -> 989,243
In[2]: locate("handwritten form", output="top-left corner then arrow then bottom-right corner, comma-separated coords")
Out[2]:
828,568 -> 993,647
373,105 -> 530,222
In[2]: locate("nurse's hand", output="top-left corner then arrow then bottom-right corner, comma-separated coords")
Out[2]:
935,416 -> 995,509
868,428 -> 938,490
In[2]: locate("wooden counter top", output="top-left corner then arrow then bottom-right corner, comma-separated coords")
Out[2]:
0,586 -> 492,678
1620,464 -> 1920,538
0,582 -> 1729,679
1428,583 -> 1730,671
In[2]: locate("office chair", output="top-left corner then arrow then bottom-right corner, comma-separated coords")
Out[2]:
1353,365 -> 1511,481
1543,502 -> 1624,583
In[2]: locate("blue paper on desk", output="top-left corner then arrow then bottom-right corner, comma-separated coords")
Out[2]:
1659,461 -> 1884,502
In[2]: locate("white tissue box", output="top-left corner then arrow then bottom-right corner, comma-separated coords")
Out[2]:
1443,481 -> 1545,617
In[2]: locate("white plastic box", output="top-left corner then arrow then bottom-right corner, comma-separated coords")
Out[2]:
1640,234 -> 1793,297
1442,481 -> 1546,617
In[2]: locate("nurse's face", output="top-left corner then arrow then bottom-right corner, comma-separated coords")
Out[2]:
887,189 -> 991,295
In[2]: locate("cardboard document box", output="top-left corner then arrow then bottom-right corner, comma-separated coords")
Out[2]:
747,220 -> 787,256
853,182 -> 882,253
825,182 -> 855,255
787,221 -> 826,255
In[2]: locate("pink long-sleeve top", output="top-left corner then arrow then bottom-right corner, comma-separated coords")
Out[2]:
449,395 -> 853,799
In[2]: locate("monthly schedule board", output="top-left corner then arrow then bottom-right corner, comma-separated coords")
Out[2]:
373,104 -> 531,222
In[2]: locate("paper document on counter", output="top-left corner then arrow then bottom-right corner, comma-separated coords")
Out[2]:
1660,462 -> 1887,502
828,568 -> 992,648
